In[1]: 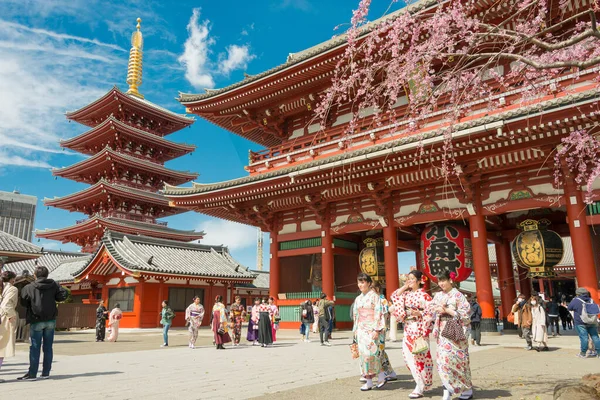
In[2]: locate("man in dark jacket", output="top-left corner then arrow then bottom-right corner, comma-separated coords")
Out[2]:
300,300 -> 314,342
568,287 -> 600,358
470,296 -> 483,346
18,266 -> 68,380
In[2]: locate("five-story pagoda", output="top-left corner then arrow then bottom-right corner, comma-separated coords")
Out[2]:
37,19 -> 203,252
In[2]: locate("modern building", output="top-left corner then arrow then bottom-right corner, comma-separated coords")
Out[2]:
0,190 -> 37,242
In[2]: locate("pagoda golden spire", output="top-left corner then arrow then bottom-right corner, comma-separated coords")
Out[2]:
126,18 -> 144,99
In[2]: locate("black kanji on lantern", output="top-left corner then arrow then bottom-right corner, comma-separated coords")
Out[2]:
425,225 -> 462,276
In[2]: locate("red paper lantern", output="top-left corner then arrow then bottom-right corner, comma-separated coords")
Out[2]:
420,223 -> 473,283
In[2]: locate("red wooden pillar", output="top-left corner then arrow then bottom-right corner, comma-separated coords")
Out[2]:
101,283 -> 109,303
564,180 -> 600,302
383,205 -> 399,297
322,210 -> 335,300
157,279 -> 165,327
518,268 -> 532,298
495,240 -> 517,325
269,230 -> 280,301
133,278 -> 145,328
469,195 -> 497,331
538,279 -> 545,295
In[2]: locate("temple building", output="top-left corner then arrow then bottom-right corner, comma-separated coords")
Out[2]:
166,0 -> 600,331
30,19 -> 258,328
36,18 -> 202,252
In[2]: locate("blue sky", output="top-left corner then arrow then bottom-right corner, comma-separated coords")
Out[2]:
0,0 -> 415,272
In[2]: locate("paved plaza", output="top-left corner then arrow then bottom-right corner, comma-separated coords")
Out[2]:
0,327 -> 595,399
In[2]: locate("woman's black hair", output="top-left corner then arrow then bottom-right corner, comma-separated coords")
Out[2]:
408,270 -> 424,287
162,300 -> 168,306
115,303 -> 121,308
254,298 -> 261,303
215,295 -> 223,303
269,296 -> 274,302
435,270 -> 452,282
193,295 -> 201,301
357,272 -> 373,283
1,270 -> 16,283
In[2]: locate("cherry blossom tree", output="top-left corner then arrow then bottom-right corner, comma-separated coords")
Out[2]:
315,0 -> 600,202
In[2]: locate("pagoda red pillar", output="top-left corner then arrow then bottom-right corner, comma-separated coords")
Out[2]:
383,205 -> 399,297
564,180 -> 600,302
157,279 -> 165,327
269,231 -> 280,301
495,240 -> 517,327
133,278 -> 145,328
469,194 -> 497,331
322,210 -> 335,300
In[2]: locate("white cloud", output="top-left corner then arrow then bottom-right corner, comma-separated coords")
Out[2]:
218,45 -> 255,75
178,8 -> 215,89
179,8 -> 255,89
0,18 -> 124,171
196,218 -> 258,251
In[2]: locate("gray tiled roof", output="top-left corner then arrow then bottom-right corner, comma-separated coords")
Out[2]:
166,88 -> 600,196
4,250 -> 84,275
48,255 -> 94,283
64,231 -> 257,280
178,0 -> 437,103
0,231 -> 42,255
237,270 -> 269,289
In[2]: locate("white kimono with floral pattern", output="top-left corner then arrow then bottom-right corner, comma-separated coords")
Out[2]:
352,289 -> 386,377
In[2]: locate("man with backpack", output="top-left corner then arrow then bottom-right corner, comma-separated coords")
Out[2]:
568,287 -> 600,359
317,293 -> 334,346
18,266 -> 68,380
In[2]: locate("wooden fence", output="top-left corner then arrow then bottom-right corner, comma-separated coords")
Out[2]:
56,303 -> 97,329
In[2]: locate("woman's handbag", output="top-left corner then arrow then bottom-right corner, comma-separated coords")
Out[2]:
350,341 -> 359,359
218,327 -> 225,335
441,318 -> 466,342
507,312 -> 515,323
411,336 -> 429,354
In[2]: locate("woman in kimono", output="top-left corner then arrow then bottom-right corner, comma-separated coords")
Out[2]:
391,270 -> 434,399
212,295 -> 231,349
430,270 -> 473,400
268,297 -> 279,342
530,295 -> 549,351
258,298 -> 273,347
0,271 -> 18,376
312,301 -> 319,333
107,303 -> 123,342
247,298 -> 260,345
95,300 -> 108,342
185,296 -> 205,349
369,281 -> 397,388
229,296 -> 246,346
352,273 -> 386,391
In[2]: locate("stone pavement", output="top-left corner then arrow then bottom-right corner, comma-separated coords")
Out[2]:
0,328 -> 595,399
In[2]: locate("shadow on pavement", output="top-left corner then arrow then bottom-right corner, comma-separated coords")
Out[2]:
42,371 -> 123,380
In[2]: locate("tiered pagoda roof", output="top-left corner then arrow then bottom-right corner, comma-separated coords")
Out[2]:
60,117 -> 196,163
39,19 -> 202,252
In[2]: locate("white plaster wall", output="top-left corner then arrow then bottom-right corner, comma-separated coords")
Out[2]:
289,127 -> 304,140
307,123 -> 321,134
145,277 -> 159,283
392,96 -> 408,108
167,278 -> 188,285
301,220 -> 321,231
279,223 -> 297,235
530,183 -> 558,195
332,214 -> 350,227
106,277 -> 121,286
124,277 -> 139,284
332,112 -> 353,127
436,197 -> 465,210
362,210 -> 379,220
396,203 -> 420,217
483,189 -> 511,205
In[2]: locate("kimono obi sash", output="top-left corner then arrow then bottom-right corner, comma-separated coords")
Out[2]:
232,309 -> 242,317
190,311 -> 202,317
358,308 -> 375,320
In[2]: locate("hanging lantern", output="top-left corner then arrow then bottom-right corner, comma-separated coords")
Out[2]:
511,219 -> 563,278
421,223 -> 473,283
359,237 -> 385,281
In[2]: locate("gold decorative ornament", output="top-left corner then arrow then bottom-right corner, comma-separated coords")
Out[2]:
126,18 -> 144,99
